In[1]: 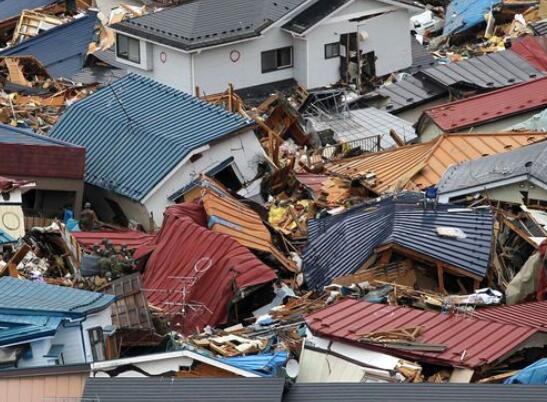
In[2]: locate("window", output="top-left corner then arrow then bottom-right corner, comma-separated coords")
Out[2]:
261,47 -> 293,73
116,33 -> 141,63
88,327 -> 106,362
325,42 -> 340,59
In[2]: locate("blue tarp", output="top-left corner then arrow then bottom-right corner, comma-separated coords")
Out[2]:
443,0 -> 501,36
505,359 -> 547,384
220,352 -> 288,377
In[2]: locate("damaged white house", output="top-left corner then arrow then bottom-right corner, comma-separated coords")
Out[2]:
110,0 -> 423,94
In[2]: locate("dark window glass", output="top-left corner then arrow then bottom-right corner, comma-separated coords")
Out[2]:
325,42 -> 340,59
261,47 -> 293,73
117,34 -> 141,63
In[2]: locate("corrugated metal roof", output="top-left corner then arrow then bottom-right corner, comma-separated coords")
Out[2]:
83,377 -> 285,402
200,177 -> 297,272
376,74 -> 446,113
443,0 -> 501,36
310,107 -> 416,149
421,76 -> 547,132
511,35 -> 547,72
303,196 -> 493,289
137,204 -> 277,334
113,0 -> 307,51
0,314 -> 63,346
0,0 -> 59,22
0,123 -> 85,180
0,12 -> 100,79
437,140 -> 547,196
326,132 -> 547,193
406,36 -> 438,74
419,50 -> 543,90
295,173 -> 330,195
49,73 -> 254,201
0,277 -> 116,317
472,301 -> 547,333
72,230 -> 154,251
530,19 -> 547,36
0,228 -> 16,245
284,383 -> 547,402
306,299 -> 538,368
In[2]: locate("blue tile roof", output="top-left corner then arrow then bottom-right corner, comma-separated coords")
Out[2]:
49,73 -> 255,201
0,277 -> 116,317
304,194 -> 493,289
0,228 -> 15,245
0,12 -> 99,79
0,123 -> 79,147
0,0 -> 58,22
443,0 -> 501,36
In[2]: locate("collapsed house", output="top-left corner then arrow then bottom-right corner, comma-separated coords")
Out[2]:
437,140 -> 547,206
324,132 -> 547,193
134,203 -> 277,334
303,194 -> 493,290
303,298 -> 547,383
49,73 -> 267,231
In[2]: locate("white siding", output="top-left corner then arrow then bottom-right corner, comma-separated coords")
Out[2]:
358,9 -> 412,76
193,29 -> 294,94
81,308 -> 114,364
17,339 -> 52,368
144,129 -> 266,227
51,323 -> 86,365
293,37 -> 308,87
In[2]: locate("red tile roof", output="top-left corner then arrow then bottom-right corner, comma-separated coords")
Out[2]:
471,301 -> 547,333
72,230 -> 155,251
306,299 -> 538,369
137,204 -> 277,334
424,77 -> 547,132
511,36 -> 547,72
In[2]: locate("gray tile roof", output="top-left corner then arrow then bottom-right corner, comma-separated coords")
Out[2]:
419,49 -> 544,90
530,19 -> 547,36
303,194 -> 493,289
284,383 -> 547,402
438,140 -> 547,196
112,0 -> 307,51
83,377 -> 285,402
376,74 -> 446,113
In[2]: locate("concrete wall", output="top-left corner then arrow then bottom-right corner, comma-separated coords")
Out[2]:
358,9 -> 412,76
144,128 -> 266,227
0,371 -> 87,402
193,29 -> 295,94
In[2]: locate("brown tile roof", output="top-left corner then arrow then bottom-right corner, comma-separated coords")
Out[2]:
325,132 -> 547,193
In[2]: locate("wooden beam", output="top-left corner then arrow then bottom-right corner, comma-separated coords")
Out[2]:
2,243 -> 31,277
437,263 -> 445,293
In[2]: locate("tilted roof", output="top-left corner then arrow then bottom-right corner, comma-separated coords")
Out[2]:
0,314 -> 63,346
306,299 -> 538,369
282,0 -> 352,34
303,195 -> 493,289
419,50 -> 543,90
137,204 -> 277,334
326,132 -> 547,193
0,277 -> 116,317
112,0 -> 308,51
471,301 -> 547,333
0,0 -> 59,22
376,74 -> 446,113
443,0 -> 501,36
49,73 -> 254,201
0,12 -> 100,79
437,140 -> 547,197
420,76 -> 547,133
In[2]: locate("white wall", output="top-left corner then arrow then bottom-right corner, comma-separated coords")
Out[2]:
122,42 -> 194,94
193,29 -> 295,94
81,308 -> 114,364
302,0 -> 396,88
358,9 -> 412,76
144,128 -> 265,227
293,37 -> 308,87
440,181 -> 547,204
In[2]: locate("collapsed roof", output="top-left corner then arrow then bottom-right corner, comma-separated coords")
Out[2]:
304,194 -> 493,289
